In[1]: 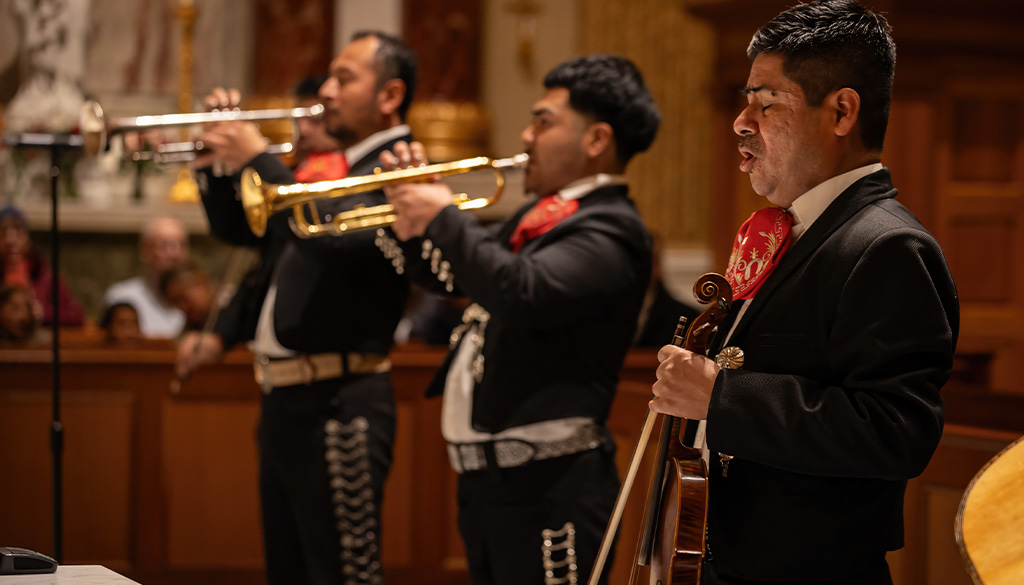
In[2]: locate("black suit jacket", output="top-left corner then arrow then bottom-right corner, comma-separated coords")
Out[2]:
201,138 -> 411,355
394,184 -> 653,431
703,169 -> 959,581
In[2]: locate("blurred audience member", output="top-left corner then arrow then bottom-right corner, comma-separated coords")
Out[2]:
159,262 -> 213,332
105,216 -> 188,338
0,205 -> 85,327
0,284 -> 48,344
100,302 -> 142,343
633,239 -> 698,347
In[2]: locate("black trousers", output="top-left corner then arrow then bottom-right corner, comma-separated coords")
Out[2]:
456,445 -> 620,585
258,372 -> 395,585
701,556 -> 893,585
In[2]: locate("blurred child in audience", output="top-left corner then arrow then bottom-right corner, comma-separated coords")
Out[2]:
100,302 -> 142,343
0,284 -> 48,344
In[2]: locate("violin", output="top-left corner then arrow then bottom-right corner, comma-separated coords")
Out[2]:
588,273 -> 734,585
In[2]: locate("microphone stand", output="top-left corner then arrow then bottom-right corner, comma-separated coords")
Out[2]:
3,131 -> 83,563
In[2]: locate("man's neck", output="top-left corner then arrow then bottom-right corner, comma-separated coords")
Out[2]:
828,150 -> 882,183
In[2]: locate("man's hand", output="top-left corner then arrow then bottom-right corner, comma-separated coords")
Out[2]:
195,122 -> 268,172
380,141 -> 450,240
175,331 -> 225,381
650,345 -> 721,420
193,87 -> 267,172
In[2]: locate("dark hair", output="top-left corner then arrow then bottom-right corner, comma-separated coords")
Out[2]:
748,0 -> 895,151
351,30 -> 418,122
0,285 -> 36,341
0,204 -> 28,228
100,302 -> 138,329
294,74 -> 328,99
543,55 -> 660,166
158,262 -> 206,296
0,285 -> 22,306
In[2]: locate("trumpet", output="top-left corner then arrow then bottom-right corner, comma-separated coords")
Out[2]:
130,141 -> 294,164
78,99 -> 324,157
241,153 -> 529,238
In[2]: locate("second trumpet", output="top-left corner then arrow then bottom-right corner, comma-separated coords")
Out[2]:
240,153 -> 529,238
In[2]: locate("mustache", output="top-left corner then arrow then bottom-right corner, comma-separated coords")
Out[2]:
738,136 -> 762,156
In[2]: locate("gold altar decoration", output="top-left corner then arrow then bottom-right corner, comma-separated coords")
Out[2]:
580,1 -> 713,248
169,0 -> 199,203
407,101 -> 492,163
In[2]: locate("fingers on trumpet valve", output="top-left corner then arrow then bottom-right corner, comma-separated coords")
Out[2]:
380,141 -> 429,172
205,87 -> 242,112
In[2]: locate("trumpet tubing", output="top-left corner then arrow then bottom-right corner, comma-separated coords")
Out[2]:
130,141 -> 294,164
241,153 -> 528,238
79,99 -> 324,157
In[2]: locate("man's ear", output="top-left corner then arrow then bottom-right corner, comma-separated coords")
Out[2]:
584,121 -> 615,159
377,79 -> 407,117
830,87 -> 861,138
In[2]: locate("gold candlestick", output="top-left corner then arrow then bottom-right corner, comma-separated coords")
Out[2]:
170,0 -> 199,203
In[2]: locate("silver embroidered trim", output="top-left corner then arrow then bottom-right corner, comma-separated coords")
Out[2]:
427,246 -> 455,292
448,303 -> 490,382
542,522 -> 578,585
374,228 -> 405,275
447,424 -> 605,473
430,247 -> 442,273
324,415 -> 382,585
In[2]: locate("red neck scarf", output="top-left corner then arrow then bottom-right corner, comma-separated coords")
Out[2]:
724,207 -> 793,300
509,194 -> 579,252
294,151 -> 349,183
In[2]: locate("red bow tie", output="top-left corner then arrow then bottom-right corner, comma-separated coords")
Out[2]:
509,194 -> 580,252
724,207 -> 793,300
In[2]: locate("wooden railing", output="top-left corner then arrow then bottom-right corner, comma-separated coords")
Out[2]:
0,339 -> 1018,585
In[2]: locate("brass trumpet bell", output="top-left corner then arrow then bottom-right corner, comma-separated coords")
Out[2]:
240,153 -> 529,238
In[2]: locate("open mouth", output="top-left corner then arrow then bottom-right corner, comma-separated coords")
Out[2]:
739,150 -> 756,172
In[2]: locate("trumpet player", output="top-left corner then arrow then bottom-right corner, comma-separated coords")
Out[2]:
377,54 -> 660,585
176,31 -> 417,585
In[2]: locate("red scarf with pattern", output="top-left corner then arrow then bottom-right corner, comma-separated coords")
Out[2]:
724,207 -> 793,300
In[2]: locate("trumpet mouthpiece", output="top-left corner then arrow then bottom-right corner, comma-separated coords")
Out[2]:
495,153 -> 529,169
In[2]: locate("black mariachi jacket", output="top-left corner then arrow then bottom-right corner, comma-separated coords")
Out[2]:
387,184 -> 653,432
200,138 -> 411,355
703,169 -> 959,581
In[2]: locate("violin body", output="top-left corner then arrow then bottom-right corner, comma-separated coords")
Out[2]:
646,274 -> 732,585
586,274 -> 732,585
650,441 -> 707,585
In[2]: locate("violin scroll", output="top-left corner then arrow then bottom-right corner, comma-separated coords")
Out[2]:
683,273 -> 733,357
